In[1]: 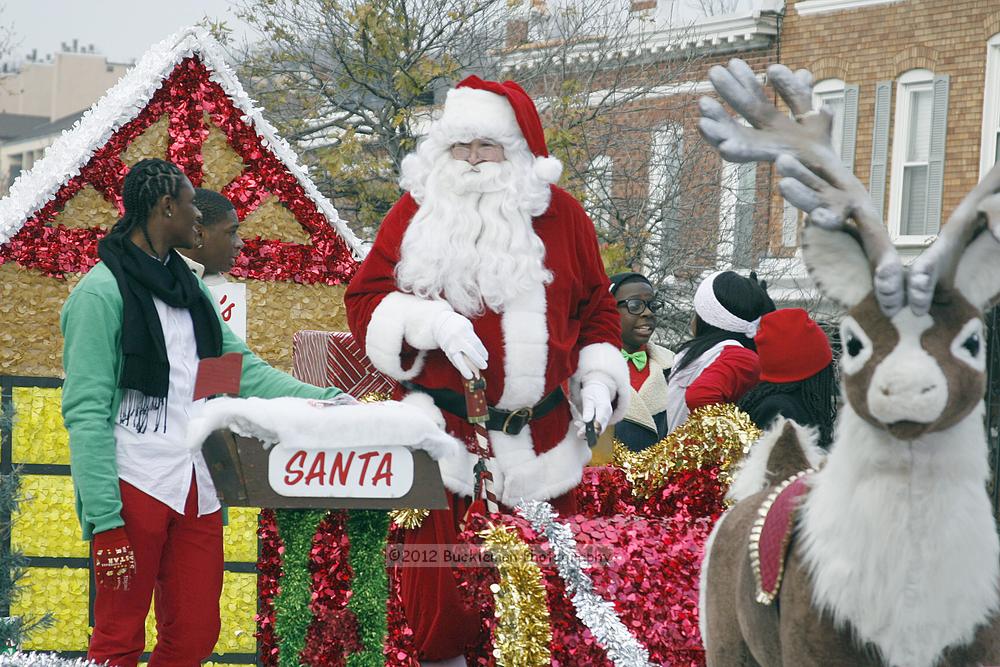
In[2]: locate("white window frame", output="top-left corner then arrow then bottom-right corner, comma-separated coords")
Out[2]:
796,0 -> 904,16
813,78 -> 847,159
648,123 -> 684,272
980,33 -> 1000,178
887,68 -> 936,245
585,154 -> 613,234
717,160 -> 757,269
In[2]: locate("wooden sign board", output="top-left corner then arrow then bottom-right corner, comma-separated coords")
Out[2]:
202,429 -> 448,509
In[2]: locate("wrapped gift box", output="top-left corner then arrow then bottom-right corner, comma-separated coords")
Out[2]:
293,330 -> 396,398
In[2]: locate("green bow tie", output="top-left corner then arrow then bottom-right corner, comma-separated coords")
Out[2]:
621,349 -> 647,371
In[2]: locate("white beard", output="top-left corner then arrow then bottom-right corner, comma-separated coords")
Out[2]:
395,147 -> 553,317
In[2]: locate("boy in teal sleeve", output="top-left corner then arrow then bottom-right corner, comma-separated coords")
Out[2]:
61,159 -> 341,666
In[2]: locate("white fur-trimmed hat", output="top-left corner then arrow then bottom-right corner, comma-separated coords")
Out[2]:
433,75 -> 563,184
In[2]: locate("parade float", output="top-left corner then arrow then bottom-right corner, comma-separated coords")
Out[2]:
0,25 -> 758,665
0,27 -> 362,662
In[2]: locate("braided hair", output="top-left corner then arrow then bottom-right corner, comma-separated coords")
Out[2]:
108,159 -> 186,239
192,188 -> 236,227
737,362 -> 838,449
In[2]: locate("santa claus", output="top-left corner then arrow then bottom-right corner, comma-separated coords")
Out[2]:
345,76 -> 630,665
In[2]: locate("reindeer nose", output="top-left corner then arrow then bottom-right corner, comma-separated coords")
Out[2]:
879,382 -> 938,397
919,383 -> 938,395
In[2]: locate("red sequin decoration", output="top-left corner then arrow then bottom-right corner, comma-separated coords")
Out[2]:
0,56 -> 357,284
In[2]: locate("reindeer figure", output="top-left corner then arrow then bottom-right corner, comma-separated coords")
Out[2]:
697,59 -> 1000,667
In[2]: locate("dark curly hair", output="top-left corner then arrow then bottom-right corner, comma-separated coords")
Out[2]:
192,188 -> 236,227
738,362 -> 838,449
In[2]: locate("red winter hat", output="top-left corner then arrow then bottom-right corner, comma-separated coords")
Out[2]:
755,308 -> 832,383
433,75 -> 563,183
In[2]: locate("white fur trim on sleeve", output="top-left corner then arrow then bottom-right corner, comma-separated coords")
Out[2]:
571,342 -> 631,425
365,292 -> 453,381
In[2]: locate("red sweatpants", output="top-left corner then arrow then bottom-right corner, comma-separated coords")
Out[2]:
88,474 -> 223,666
401,491 -> 577,660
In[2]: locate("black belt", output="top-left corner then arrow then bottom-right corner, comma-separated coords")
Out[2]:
401,382 -> 565,436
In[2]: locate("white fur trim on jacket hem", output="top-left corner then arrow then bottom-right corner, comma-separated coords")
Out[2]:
571,342 -> 631,426
365,292 -> 453,381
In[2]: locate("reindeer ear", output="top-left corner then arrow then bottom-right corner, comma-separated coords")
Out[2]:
801,223 -> 873,308
954,229 -> 1000,311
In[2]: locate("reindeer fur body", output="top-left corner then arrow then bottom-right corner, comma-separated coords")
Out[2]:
703,414 -> 1000,667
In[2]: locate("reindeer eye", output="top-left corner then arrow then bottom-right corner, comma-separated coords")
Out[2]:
962,333 -> 980,358
846,334 -> 863,357
951,319 -> 986,371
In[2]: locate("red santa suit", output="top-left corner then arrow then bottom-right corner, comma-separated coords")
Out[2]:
344,77 -> 629,660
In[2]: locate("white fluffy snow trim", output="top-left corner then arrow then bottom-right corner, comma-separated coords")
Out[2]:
186,395 -> 462,462
496,424 -> 591,507
365,292 -> 454,381
0,26 -> 365,259
725,417 -> 825,503
533,155 -> 562,184
496,282 -> 548,409
571,342 -> 631,426
434,86 -> 522,147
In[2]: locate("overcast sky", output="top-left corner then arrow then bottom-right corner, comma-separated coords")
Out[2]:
5,0 -> 256,64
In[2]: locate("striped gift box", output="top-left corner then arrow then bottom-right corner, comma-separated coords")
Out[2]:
292,330 -> 396,398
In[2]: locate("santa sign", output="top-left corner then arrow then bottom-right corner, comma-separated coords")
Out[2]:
269,444 -> 413,498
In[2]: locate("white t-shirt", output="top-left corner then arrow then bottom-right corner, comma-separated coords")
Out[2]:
113,296 -> 221,517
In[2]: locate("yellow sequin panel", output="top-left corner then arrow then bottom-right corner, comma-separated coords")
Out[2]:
143,570 -> 257,654
13,567 -> 90,651
11,474 -> 86,558
218,571 -> 257,653
223,507 -> 260,563
58,184 -> 120,230
0,264 -> 82,378
11,386 -> 69,465
240,195 -> 312,245
120,115 -> 169,166
202,115 -> 246,192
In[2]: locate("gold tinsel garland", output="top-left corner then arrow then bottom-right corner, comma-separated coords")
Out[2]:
612,403 -> 760,499
478,523 -> 552,666
388,508 -> 430,530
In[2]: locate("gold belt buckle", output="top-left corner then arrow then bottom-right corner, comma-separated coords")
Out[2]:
501,406 -> 534,435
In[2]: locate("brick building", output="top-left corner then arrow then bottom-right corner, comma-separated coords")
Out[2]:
760,0 -> 998,298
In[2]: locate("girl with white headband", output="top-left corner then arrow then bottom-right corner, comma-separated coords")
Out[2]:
665,270 -> 774,432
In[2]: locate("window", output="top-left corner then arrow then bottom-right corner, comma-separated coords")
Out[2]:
980,33 -> 1000,177
717,161 -> 757,269
887,69 -> 950,243
813,78 -> 847,159
648,124 -> 684,270
584,155 -> 613,234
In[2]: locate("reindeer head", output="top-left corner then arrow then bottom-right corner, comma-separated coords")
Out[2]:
699,59 -> 1000,440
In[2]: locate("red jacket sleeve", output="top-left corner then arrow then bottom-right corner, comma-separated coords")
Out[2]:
344,194 -> 417,350
565,192 -> 620,351
685,346 -> 761,411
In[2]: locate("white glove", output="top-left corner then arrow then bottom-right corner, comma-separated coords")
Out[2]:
576,381 -> 613,436
431,311 -> 488,380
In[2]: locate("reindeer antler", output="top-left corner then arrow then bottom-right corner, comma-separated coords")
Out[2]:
699,59 -> 905,316
907,162 -> 1000,314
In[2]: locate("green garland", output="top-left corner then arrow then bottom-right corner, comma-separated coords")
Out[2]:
345,510 -> 390,667
274,508 -> 327,667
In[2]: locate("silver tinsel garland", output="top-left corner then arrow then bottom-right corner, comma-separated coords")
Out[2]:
517,500 -> 653,667
0,653 -> 98,667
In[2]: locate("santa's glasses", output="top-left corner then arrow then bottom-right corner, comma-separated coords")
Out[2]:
450,141 -> 504,161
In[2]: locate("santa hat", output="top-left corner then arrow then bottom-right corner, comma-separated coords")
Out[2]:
433,75 -> 563,184
755,308 -> 832,383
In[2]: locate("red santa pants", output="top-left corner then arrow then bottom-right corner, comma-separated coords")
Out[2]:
88,474 -> 223,666
401,491 -> 578,660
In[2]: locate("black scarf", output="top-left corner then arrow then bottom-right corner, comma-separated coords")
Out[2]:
98,233 -> 223,398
